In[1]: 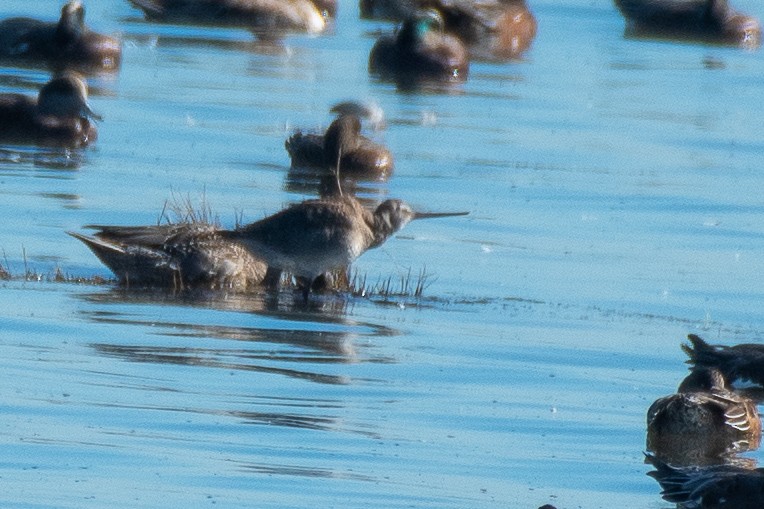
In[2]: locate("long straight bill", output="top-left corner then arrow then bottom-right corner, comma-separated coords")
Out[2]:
412,211 -> 469,220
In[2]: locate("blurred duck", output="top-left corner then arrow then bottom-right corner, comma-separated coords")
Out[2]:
369,10 -> 469,85
647,367 -> 761,466
285,102 -> 393,180
362,0 -> 536,59
0,73 -> 100,148
646,452 -> 764,509
0,1 -> 121,72
614,0 -> 760,48
684,334 -> 764,388
69,222 -> 268,292
127,0 -> 329,37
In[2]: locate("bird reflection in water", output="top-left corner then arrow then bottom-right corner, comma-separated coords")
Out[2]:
646,452 -> 764,509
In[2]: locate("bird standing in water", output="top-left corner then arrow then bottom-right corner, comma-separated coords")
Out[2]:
221,196 -> 467,301
69,222 -> 268,291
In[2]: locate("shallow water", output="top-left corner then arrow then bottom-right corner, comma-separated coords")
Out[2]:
1,0 -> 764,507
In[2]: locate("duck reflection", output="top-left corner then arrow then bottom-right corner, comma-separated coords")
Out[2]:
0,145 -> 88,169
123,31 -> 293,56
646,452 -> 764,509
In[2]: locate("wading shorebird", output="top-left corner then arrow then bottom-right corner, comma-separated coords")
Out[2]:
221,195 -> 468,301
68,221 -> 268,291
0,72 -> 100,148
0,1 -> 122,72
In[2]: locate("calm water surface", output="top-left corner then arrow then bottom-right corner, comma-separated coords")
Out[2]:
1,0 -> 764,507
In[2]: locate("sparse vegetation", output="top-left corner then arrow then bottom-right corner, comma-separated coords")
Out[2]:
348,266 -> 433,299
0,258 -> 433,299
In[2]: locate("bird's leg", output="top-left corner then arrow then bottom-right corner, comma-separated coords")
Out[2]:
262,266 -> 282,290
310,272 -> 335,292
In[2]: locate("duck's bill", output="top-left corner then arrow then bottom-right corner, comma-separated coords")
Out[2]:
84,102 -> 103,121
413,211 -> 469,220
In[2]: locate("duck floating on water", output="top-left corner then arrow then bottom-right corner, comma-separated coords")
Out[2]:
369,10 -> 470,87
684,334 -> 764,388
647,367 -> 761,466
127,0 -> 330,38
614,0 -> 760,48
0,1 -> 121,72
0,72 -> 100,148
285,102 -> 394,180
362,0 -> 536,60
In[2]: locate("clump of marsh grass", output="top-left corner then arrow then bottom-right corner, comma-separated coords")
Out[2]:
157,190 -> 220,227
0,251 -> 11,281
348,266 -> 433,299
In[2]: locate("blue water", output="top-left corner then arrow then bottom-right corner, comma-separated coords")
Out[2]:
1,0 -> 764,507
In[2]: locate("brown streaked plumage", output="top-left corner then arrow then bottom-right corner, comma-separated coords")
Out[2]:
614,0 -> 760,48
221,195 -> 468,300
69,222 -> 268,292
647,367 -> 761,466
0,1 -> 121,72
0,72 -> 99,148
128,0 -> 327,37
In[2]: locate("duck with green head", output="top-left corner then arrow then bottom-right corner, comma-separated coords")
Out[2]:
362,0 -> 536,60
369,10 -> 469,86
